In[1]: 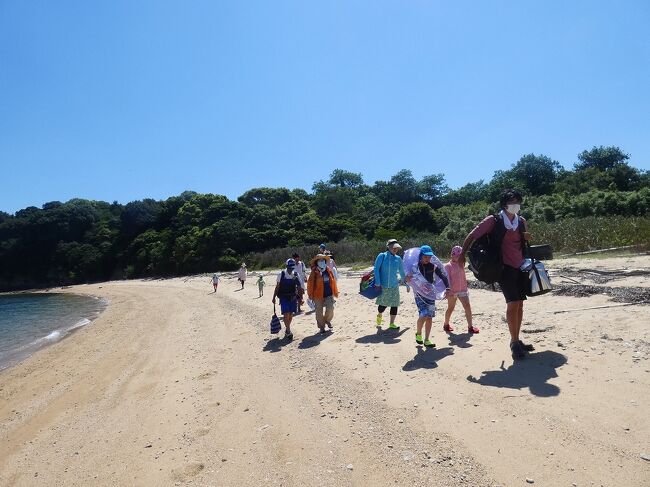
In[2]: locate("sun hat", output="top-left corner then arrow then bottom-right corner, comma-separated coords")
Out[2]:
386,239 -> 402,249
309,254 -> 330,266
451,245 -> 463,259
285,258 -> 296,267
420,245 -> 434,256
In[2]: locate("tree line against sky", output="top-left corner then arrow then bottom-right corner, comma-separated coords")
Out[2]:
1,146 -> 648,291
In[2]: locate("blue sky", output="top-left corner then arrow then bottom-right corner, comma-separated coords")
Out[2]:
1,1 -> 649,214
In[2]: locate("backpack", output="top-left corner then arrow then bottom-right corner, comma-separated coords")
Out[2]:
468,214 -> 525,284
277,270 -> 299,298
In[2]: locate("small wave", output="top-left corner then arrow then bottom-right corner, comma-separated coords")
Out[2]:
44,330 -> 62,341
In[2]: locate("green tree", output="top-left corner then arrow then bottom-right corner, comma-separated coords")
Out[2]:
575,146 -> 629,171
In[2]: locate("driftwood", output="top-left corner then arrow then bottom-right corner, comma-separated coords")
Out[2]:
551,301 -> 648,314
557,245 -> 644,258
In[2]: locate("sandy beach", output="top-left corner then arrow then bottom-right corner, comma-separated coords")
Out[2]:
1,254 -> 649,486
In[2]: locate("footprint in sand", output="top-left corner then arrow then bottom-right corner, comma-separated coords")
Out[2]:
171,461 -> 205,481
196,371 -> 216,380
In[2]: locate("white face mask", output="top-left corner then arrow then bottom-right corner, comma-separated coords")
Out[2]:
506,203 -> 521,215
317,260 -> 327,271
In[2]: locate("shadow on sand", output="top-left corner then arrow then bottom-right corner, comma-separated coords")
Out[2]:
355,327 -> 411,345
446,332 -> 475,349
466,350 -> 568,397
402,346 -> 455,371
262,336 -> 290,353
298,330 -> 333,349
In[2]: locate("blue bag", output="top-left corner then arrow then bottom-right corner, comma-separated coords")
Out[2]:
270,304 -> 281,334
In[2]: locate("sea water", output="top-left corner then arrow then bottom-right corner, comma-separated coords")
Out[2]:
0,293 -> 107,371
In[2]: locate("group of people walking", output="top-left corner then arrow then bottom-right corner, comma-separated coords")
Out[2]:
216,190 -> 536,360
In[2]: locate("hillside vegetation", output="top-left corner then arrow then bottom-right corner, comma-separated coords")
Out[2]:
1,146 -> 648,290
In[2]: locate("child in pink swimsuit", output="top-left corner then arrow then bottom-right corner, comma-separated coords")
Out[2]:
443,246 -> 480,334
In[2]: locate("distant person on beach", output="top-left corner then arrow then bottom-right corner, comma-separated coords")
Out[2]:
373,239 -> 406,330
444,246 -> 480,334
319,243 -> 326,254
257,275 -> 265,297
292,253 -> 307,313
238,263 -> 247,289
307,254 -> 339,333
272,259 -> 305,341
409,245 -> 450,348
460,189 -> 532,360
211,273 -> 220,292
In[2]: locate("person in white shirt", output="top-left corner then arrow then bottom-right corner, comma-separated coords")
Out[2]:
238,263 -> 247,289
292,253 -> 307,313
211,273 -> 220,292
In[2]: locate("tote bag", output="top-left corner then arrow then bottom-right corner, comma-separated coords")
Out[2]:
270,304 -> 282,334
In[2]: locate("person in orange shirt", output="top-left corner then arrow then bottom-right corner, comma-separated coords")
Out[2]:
307,254 -> 339,334
443,246 -> 480,334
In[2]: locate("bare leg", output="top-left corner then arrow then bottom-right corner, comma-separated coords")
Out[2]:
445,296 -> 457,325
458,296 -> 473,326
284,313 -> 293,335
416,316 -> 425,335
424,317 -> 432,340
505,301 -> 523,342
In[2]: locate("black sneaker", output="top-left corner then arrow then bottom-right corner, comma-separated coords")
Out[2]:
518,340 -> 535,352
510,341 -> 525,360
285,332 -> 293,342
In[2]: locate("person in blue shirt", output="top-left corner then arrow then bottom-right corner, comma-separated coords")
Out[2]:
373,239 -> 406,330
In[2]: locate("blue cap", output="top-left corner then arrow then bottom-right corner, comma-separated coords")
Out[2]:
285,258 -> 296,267
420,245 -> 434,256
319,243 -> 326,248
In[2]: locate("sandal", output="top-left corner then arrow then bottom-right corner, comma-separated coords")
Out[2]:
468,325 -> 480,334
443,324 -> 454,332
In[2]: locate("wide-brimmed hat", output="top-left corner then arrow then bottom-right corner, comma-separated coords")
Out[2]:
309,254 -> 331,266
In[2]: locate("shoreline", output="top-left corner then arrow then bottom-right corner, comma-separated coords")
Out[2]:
1,255 -> 648,486
0,292 -> 108,372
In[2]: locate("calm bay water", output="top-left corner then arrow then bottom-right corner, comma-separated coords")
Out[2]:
0,293 -> 107,371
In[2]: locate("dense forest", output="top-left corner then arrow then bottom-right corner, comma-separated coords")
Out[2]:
1,146 -> 649,291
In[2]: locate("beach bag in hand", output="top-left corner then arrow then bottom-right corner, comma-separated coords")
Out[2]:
270,304 -> 282,334
526,259 -> 553,297
359,270 -> 382,299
